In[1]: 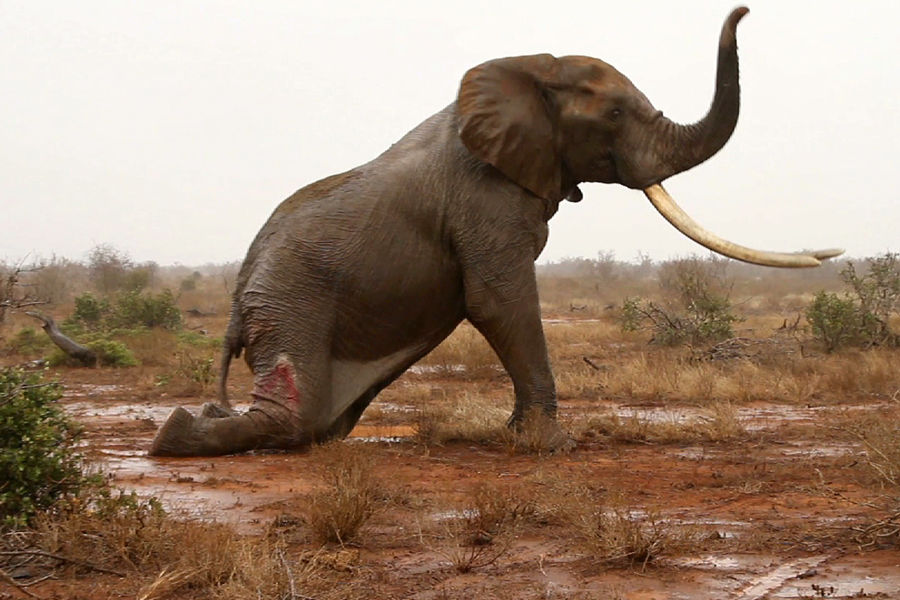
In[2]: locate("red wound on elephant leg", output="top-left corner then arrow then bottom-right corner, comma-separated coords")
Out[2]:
252,356 -> 300,408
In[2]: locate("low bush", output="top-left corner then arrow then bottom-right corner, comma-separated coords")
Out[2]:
8,326 -> 51,356
0,368 -> 99,528
621,258 -> 739,346
806,253 -> 899,351
306,443 -> 381,545
47,338 -> 138,368
67,289 -> 182,332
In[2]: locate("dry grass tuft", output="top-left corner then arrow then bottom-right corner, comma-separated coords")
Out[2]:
12,492 -> 356,599
305,442 -> 382,545
576,503 -> 700,569
416,323 -> 500,377
415,392 -> 510,446
577,402 -> 746,445
430,484 -> 530,573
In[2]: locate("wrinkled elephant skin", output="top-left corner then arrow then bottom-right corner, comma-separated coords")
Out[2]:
149,8 -> 819,457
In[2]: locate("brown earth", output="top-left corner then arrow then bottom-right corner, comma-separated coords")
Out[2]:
4,317 -> 900,599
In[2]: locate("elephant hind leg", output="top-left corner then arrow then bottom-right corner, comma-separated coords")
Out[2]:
149,406 -> 303,457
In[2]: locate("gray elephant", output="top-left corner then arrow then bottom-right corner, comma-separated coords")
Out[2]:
150,7 -> 839,456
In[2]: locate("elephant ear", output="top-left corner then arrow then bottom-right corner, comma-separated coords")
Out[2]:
457,54 -> 563,201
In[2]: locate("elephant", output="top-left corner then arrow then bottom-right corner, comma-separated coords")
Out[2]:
150,7 -> 841,456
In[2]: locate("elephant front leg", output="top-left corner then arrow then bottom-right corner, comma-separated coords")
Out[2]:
464,262 -> 570,449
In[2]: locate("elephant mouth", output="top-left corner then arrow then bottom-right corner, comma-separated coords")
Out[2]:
643,184 -> 844,268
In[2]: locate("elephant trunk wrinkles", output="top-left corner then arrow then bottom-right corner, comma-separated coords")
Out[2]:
647,7 -> 747,183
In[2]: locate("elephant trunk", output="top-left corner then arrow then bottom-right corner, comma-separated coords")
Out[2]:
643,7 -> 748,184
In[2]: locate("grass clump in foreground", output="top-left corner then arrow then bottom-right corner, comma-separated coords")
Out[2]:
305,442 -> 382,545
576,498 -> 701,570
838,407 -> 900,549
0,367 -> 358,598
429,484 -> 532,573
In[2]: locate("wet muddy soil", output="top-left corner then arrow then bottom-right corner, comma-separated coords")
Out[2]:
31,351 -> 900,598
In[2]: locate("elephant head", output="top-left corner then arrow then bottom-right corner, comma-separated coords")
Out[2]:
457,7 -> 842,267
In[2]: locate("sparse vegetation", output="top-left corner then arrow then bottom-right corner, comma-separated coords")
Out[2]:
306,443 -> 381,545
0,368 -> 97,528
431,484 -> 529,573
2,251 -> 900,597
806,253 -> 900,351
621,257 -> 739,346
577,505 -> 692,569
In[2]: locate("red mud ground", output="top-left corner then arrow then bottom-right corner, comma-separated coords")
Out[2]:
10,339 -> 900,599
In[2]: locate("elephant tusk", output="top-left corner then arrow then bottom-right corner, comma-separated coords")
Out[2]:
643,184 -> 844,268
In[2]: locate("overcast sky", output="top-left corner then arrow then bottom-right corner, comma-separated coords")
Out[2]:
2,1 -> 897,267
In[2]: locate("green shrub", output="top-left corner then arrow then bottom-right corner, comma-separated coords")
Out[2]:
109,289 -> 182,330
70,292 -> 110,329
620,259 -> 738,346
68,289 -> 182,332
47,339 -> 138,368
806,292 -> 868,352
0,368 -> 98,528
9,327 -> 51,356
806,253 -> 900,351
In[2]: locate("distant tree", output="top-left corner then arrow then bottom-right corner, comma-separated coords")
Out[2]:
88,244 -> 133,295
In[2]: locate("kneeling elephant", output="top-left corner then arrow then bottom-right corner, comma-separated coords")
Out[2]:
150,7 -> 840,456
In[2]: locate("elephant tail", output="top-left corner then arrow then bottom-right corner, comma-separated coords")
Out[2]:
217,305 -> 244,408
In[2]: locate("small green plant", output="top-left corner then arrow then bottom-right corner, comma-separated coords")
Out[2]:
306,443 -> 380,544
806,253 -> 900,351
620,258 -> 739,346
175,350 -> 215,390
8,326 -> 51,356
47,338 -> 138,368
109,289 -> 182,330
0,368 -> 99,528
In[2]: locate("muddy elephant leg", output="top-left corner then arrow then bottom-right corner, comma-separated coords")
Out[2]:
150,348 -> 330,456
464,260 -> 573,450
465,262 -> 556,422
149,406 -> 292,456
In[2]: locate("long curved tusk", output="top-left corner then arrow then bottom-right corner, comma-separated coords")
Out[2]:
643,184 -> 844,268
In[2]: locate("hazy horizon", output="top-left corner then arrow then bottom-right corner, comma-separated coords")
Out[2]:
3,1 -> 897,267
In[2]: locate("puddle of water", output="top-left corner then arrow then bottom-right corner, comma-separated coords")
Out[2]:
675,555 -> 750,570
65,401 -> 252,423
65,401 -> 172,421
735,555 -> 832,600
611,406 -> 706,424
541,318 -> 603,324
348,424 -> 415,442
368,402 -> 417,414
777,442 -> 858,459
409,364 -> 465,375
432,509 -> 479,521
64,383 -> 127,397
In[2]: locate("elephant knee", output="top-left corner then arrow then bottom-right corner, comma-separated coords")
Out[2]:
252,355 -> 302,410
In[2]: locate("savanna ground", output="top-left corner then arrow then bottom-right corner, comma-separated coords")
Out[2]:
1,251 -> 899,599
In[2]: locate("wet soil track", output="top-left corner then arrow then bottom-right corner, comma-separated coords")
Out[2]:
50,346 -> 900,599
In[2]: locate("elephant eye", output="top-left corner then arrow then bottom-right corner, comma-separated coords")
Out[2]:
609,108 -> 622,121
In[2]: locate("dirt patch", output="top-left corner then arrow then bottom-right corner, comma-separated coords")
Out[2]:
32,352 -> 898,600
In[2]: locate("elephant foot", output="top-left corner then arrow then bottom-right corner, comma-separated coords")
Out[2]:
508,410 -> 576,453
200,402 -> 239,419
149,406 -> 197,456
